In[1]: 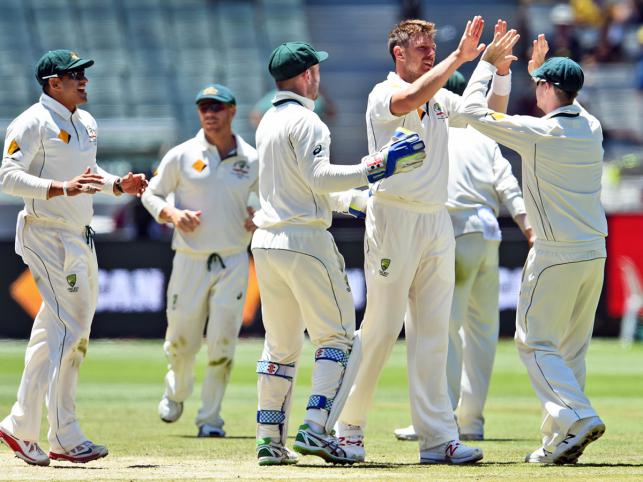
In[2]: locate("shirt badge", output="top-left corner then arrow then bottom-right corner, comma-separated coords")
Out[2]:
433,102 -> 448,120
58,130 -> 71,144
192,159 -> 207,172
7,139 -> 20,155
232,159 -> 249,178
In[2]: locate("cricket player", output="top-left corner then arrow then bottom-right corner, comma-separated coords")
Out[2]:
394,71 -> 534,443
0,50 -> 147,466
252,41 -> 425,466
142,84 -> 258,438
336,18 -> 516,465
459,34 -> 607,464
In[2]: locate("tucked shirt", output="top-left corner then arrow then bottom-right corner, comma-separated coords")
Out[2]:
0,93 -> 119,229
142,129 -> 258,256
253,90 -> 368,230
366,72 -> 467,208
459,61 -> 607,244
447,125 -> 525,238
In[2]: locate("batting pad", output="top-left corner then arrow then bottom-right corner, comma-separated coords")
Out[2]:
324,330 -> 362,433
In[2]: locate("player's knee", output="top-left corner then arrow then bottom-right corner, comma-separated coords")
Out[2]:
69,337 -> 89,367
164,335 -> 199,359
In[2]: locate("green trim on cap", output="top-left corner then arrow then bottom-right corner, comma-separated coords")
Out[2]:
195,84 -> 236,105
35,49 -> 94,85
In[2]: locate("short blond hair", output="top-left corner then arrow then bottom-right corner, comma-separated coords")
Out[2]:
388,19 -> 436,63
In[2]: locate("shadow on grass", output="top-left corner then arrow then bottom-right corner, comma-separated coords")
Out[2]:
481,438 -> 533,442
127,464 -> 160,469
51,465 -> 105,470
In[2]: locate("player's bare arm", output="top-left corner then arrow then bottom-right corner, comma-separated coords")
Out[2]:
390,16 -> 485,115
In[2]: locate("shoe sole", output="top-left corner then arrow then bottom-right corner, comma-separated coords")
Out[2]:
293,441 -> 356,465
198,432 -> 225,438
49,451 -> 109,464
394,433 -> 418,441
554,423 -> 605,465
258,456 -> 297,466
0,430 -> 50,466
421,452 -> 484,465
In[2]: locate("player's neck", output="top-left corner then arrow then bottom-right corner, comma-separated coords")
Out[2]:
205,130 -> 236,158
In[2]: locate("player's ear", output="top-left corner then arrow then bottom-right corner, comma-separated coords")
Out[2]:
393,45 -> 404,63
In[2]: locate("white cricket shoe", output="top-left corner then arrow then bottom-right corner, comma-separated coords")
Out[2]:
552,416 -> 605,464
293,424 -> 358,464
256,437 -> 298,466
394,424 -> 418,441
420,440 -> 483,464
198,423 -> 225,438
336,422 -> 365,462
49,440 -> 108,463
525,446 -> 558,464
0,427 -> 50,466
158,396 -> 183,423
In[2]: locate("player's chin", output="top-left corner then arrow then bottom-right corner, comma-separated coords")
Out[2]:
76,92 -> 88,104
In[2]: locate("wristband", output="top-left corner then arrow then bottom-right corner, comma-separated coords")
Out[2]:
491,70 -> 512,96
115,177 -> 124,193
62,181 -> 68,196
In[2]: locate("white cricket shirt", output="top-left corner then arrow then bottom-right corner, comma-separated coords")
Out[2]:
142,130 -> 258,256
0,93 -> 119,229
460,61 -> 607,244
253,90 -> 368,230
366,72 -> 467,208
447,125 -> 525,238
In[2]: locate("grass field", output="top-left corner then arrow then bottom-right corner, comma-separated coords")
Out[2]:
0,338 -> 642,481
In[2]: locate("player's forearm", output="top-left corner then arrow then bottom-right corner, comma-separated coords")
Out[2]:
307,162 -> 368,194
460,60 -> 496,118
141,189 -> 172,223
390,51 -> 465,115
0,163 -> 51,200
95,165 -> 119,196
487,70 -> 512,114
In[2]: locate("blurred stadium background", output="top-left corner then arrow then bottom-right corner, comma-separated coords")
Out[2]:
0,0 -> 642,341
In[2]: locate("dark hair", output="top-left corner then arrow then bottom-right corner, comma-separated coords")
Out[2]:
388,19 -> 436,63
552,85 -> 577,105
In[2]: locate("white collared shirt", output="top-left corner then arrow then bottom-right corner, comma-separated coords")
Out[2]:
0,93 -> 119,228
447,125 -> 525,238
142,129 -> 258,255
253,90 -> 368,230
366,72 -> 467,208
460,61 -> 607,243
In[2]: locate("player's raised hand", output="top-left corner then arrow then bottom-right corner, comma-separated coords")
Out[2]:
120,172 -> 148,197
65,167 -> 105,196
456,16 -> 486,62
482,26 -> 520,69
528,34 -> 549,74
491,19 -> 517,75
171,208 -> 202,233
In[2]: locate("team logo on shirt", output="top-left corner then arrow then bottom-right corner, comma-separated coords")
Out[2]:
379,258 -> 391,277
58,130 -> 71,144
313,144 -> 322,155
7,139 -> 20,155
86,126 -> 97,143
433,102 -> 448,120
232,159 -> 250,178
66,274 -> 79,293
192,159 -> 207,172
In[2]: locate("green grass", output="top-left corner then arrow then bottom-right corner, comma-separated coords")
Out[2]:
0,338 -> 642,480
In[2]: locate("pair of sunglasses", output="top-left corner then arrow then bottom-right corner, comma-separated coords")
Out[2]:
198,102 -> 228,114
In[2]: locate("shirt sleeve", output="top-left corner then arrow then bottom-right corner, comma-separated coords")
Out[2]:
95,165 -> 120,196
458,61 -> 553,154
292,114 -> 368,193
0,116 -> 51,199
141,149 -> 180,223
491,142 -> 525,218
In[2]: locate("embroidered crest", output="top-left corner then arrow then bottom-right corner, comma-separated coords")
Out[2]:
232,159 -> 250,178
379,258 -> 391,277
433,102 -> 447,120
66,274 -> 79,292
86,126 -> 97,143
313,144 -> 322,155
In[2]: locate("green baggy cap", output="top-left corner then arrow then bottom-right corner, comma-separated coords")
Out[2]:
268,41 -> 328,81
195,84 -> 236,105
530,57 -> 584,93
35,49 -> 94,85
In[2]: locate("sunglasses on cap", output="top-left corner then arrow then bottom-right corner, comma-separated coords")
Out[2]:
41,69 -> 86,81
198,102 -> 229,113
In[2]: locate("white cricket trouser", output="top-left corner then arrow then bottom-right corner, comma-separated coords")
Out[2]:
446,232 -> 500,437
339,197 -> 459,450
163,250 -> 248,427
252,226 -> 355,438
515,239 -> 606,452
0,217 -> 97,451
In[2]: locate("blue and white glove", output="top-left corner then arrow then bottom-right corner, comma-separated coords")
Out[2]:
347,189 -> 369,219
363,127 -> 426,183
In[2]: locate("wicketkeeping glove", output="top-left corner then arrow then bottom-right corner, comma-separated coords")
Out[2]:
363,127 -> 426,183
347,189 -> 369,219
